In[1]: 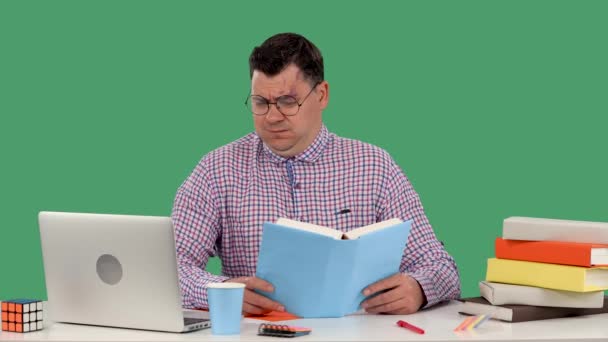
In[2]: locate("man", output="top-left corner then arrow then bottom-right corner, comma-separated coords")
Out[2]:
172,33 -> 460,315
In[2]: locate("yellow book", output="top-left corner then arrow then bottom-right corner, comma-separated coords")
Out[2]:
486,258 -> 608,292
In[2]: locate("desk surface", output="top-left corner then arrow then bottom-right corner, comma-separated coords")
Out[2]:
1,301 -> 607,341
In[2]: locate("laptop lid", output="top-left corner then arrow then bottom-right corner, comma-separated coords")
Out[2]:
39,211 -> 200,332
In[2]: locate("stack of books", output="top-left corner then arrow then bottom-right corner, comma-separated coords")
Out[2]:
460,216 -> 608,322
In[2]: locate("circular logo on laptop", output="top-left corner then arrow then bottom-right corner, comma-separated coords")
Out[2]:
96,254 -> 123,285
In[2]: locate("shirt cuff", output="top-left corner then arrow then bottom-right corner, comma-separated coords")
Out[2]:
186,274 -> 230,309
207,274 -> 230,284
406,271 -> 439,309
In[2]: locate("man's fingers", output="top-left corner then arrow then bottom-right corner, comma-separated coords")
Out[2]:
225,276 -> 274,292
364,297 -> 406,314
359,274 -> 425,315
364,289 -> 419,314
385,306 -> 416,315
222,277 -> 283,312
242,302 -> 270,315
361,287 -> 404,310
363,273 -> 402,296
244,289 -> 285,312
383,298 -> 419,315
243,277 -> 274,292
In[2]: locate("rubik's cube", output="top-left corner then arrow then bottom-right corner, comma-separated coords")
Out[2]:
1,299 -> 43,333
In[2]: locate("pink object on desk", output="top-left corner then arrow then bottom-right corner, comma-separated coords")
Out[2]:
397,320 -> 425,334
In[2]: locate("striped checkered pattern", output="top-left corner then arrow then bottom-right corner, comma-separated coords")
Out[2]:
172,125 -> 461,309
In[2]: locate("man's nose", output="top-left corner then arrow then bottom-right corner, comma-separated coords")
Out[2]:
265,104 -> 285,122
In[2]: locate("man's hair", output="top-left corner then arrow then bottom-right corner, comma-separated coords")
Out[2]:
249,33 -> 324,85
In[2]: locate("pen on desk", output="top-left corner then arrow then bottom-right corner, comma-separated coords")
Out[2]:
397,320 -> 425,334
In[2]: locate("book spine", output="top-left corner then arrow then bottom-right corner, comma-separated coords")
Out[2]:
495,238 -> 592,267
323,241 -> 357,317
481,281 -> 605,308
503,217 -> 608,244
485,258 -> 608,292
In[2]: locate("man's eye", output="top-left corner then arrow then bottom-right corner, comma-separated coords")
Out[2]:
278,97 -> 298,106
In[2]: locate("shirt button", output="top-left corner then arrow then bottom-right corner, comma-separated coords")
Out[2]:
294,183 -> 301,190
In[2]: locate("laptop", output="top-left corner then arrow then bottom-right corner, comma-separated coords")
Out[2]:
38,211 -> 211,333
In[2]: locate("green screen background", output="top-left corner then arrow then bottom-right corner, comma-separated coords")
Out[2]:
1,1 -> 607,301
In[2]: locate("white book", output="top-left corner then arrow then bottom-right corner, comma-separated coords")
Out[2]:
503,217 -> 608,244
275,218 -> 403,240
480,281 -> 605,308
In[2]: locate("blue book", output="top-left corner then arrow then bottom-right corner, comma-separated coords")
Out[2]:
255,218 -> 412,318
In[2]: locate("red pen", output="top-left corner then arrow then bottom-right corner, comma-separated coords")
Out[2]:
397,320 -> 425,334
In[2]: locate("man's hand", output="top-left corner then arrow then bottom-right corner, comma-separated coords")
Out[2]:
361,273 -> 425,314
225,277 -> 285,315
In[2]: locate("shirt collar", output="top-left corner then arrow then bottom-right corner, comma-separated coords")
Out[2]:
260,125 -> 330,164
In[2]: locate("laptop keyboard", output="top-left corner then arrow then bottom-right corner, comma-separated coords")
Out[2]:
184,317 -> 209,325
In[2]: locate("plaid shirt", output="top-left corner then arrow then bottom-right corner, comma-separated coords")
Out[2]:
172,125 -> 461,309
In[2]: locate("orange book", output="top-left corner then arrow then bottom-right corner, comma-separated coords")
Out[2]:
246,311 -> 300,322
192,308 -> 299,322
495,238 -> 608,267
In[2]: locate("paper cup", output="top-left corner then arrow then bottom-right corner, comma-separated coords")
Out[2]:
207,282 -> 245,335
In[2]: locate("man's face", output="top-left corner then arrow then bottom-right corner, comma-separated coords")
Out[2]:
251,64 -> 329,158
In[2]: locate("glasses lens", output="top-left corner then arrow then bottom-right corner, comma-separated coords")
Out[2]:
248,96 -> 269,115
277,96 -> 299,116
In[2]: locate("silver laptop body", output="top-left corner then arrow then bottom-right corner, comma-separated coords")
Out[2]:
39,211 -> 210,333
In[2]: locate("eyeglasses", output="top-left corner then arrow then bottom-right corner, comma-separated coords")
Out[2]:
244,81 -> 320,116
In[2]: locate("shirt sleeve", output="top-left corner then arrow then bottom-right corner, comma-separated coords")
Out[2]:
172,163 -> 228,309
378,157 -> 461,308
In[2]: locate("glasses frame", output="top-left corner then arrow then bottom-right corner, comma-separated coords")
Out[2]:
244,81 -> 321,116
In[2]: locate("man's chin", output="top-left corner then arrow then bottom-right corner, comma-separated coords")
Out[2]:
270,144 -> 294,152
266,142 -> 297,156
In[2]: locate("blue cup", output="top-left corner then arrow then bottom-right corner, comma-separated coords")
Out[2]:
207,282 -> 245,335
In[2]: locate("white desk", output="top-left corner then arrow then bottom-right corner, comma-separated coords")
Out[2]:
1,301 -> 607,341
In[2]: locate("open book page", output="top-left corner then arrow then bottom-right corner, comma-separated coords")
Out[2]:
275,218 -> 343,240
344,218 -> 403,240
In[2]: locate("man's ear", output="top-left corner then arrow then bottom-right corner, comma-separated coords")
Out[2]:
318,80 -> 329,110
